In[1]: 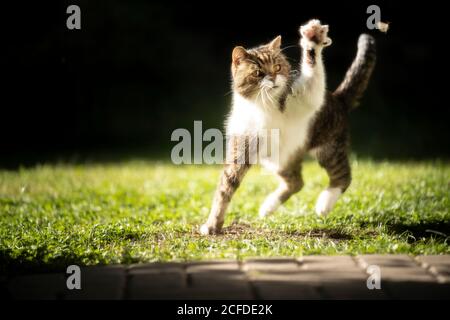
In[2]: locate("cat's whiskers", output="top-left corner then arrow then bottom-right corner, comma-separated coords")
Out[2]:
261,88 -> 269,108
224,89 -> 234,96
260,86 -> 277,109
280,45 -> 298,53
255,89 -> 263,105
265,89 -> 276,105
263,87 -> 274,109
263,88 -> 272,106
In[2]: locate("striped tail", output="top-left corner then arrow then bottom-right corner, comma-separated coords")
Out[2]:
334,34 -> 376,109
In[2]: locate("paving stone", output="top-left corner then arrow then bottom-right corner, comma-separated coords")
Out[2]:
8,273 -> 66,300
6,256 -> 450,300
186,261 -> 240,273
416,255 -> 450,282
427,266 -> 450,283
127,264 -> 187,299
185,261 -> 253,298
243,258 -> 300,272
377,266 -> 435,282
129,269 -> 252,300
319,279 -> 389,300
130,261 -> 251,299
128,262 -> 185,270
129,265 -> 185,277
357,254 -> 417,268
296,256 -> 367,282
248,269 -> 366,285
416,255 -> 450,266
249,258 -> 384,300
246,258 -> 369,299
301,256 -> 359,271
357,255 -> 436,282
129,267 -> 186,288
65,265 -> 126,300
246,257 -> 366,284
129,273 -> 185,290
189,270 -> 248,287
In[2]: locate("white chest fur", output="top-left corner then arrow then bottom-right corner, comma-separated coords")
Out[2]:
226,91 -> 323,172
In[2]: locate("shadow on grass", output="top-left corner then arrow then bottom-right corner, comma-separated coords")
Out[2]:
0,247 -> 144,277
221,220 -> 450,244
0,249 -> 82,276
384,220 -> 450,243
220,222 -> 357,241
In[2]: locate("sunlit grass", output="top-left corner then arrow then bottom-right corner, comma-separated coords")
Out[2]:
0,159 -> 449,274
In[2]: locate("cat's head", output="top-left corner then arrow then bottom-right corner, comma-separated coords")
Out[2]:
231,36 -> 291,103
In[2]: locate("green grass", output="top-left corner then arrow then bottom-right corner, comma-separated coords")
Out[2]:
1,159 -> 449,275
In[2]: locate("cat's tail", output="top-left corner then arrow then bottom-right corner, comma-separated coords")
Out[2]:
334,34 -> 376,110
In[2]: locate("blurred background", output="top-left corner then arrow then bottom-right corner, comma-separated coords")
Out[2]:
1,1 -> 448,168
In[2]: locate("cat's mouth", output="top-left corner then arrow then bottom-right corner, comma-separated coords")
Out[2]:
261,85 -> 279,90
260,78 -> 279,90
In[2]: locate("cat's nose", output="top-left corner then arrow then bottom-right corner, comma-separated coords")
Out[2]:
262,75 -> 276,88
265,74 -> 276,82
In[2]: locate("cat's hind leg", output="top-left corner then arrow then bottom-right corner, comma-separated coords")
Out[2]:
315,144 -> 351,216
259,167 -> 303,218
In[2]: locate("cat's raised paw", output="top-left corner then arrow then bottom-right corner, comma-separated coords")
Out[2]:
299,19 -> 332,48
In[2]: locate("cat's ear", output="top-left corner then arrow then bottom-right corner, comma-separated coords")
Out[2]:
268,35 -> 282,51
232,46 -> 248,65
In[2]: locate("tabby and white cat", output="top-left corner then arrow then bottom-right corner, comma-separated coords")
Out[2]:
200,19 -> 376,235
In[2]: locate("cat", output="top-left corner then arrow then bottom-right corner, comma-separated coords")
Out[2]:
200,19 -> 376,235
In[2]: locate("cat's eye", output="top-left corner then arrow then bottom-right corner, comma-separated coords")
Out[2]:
274,64 -> 282,72
252,70 -> 261,77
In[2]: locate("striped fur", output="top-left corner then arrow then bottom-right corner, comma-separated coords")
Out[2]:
334,34 -> 376,109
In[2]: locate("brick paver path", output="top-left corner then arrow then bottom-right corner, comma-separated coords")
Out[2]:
4,255 -> 450,299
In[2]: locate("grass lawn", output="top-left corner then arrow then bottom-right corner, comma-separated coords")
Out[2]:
1,159 -> 449,275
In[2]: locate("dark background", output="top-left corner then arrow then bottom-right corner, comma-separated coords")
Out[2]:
1,1 -> 448,167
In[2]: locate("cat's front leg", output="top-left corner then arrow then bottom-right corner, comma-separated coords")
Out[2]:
293,19 -> 332,105
199,163 -> 250,235
200,136 -> 253,235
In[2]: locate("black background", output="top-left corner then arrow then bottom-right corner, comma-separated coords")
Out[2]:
1,1 -> 447,167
